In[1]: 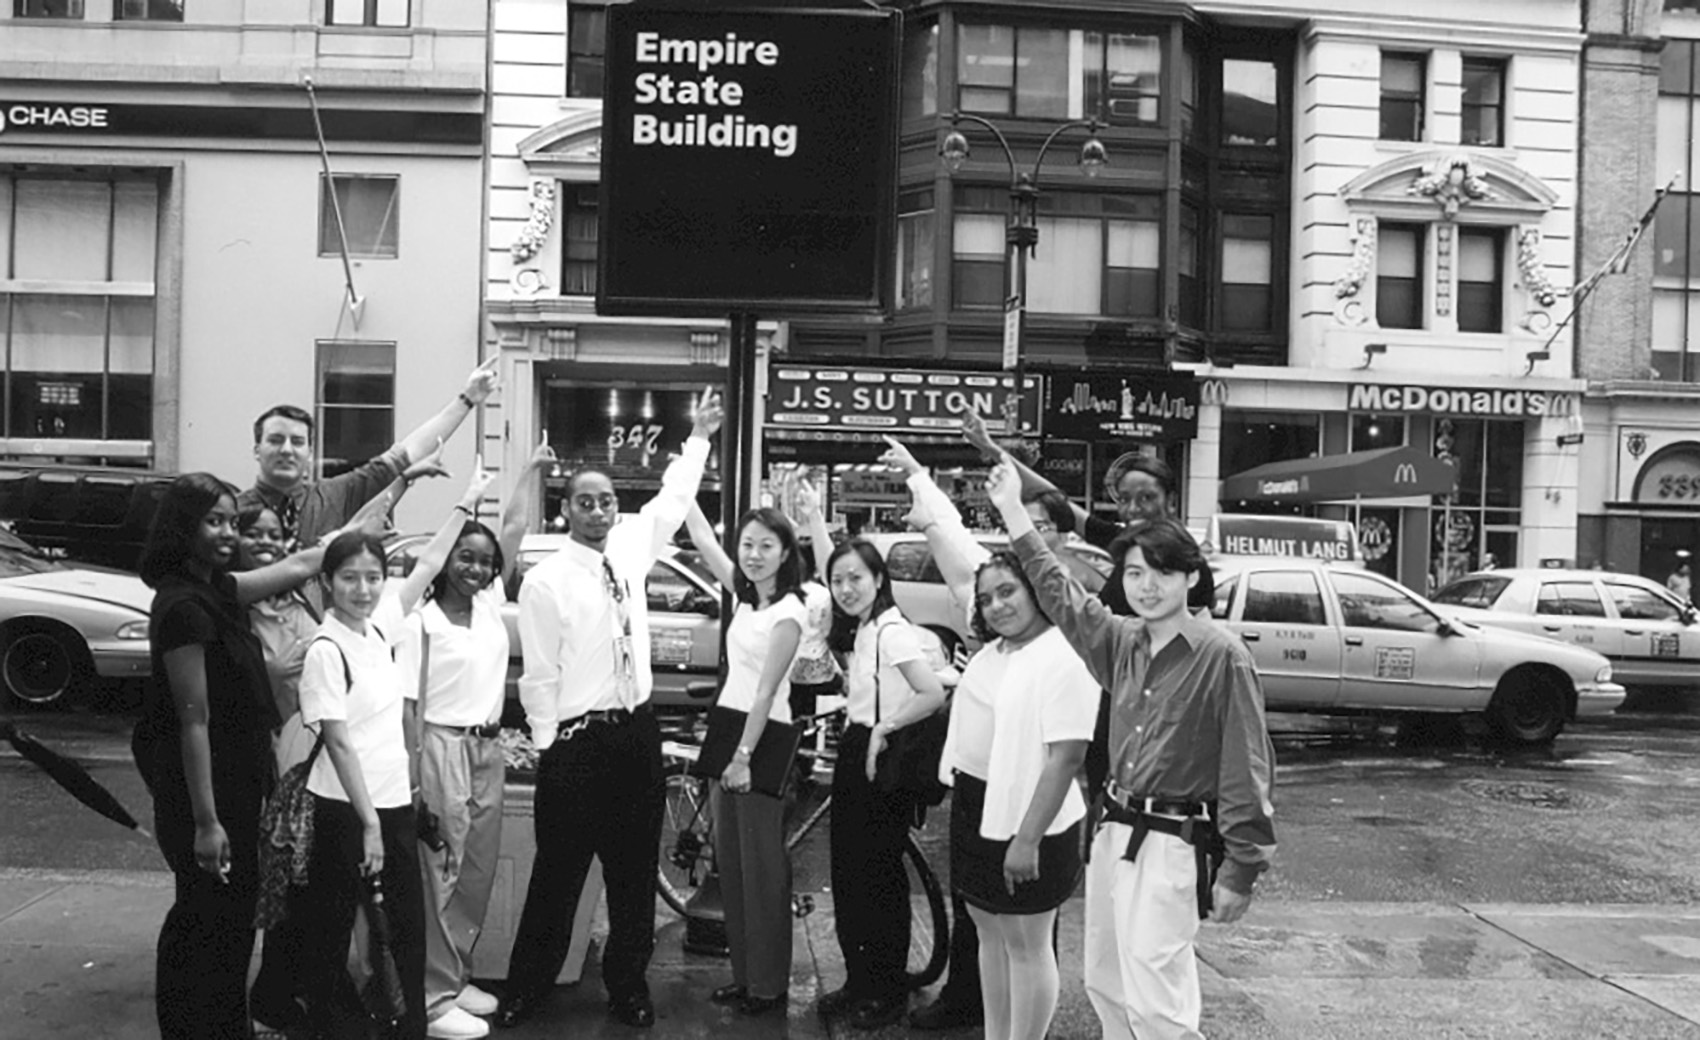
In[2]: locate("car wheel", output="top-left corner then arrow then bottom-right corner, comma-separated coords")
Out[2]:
1487,668 -> 1567,746
0,623 -> 91,708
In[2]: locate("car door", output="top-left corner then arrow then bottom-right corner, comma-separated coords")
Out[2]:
644,556 -> 722,706
1329,570 -> 1473,711
1601,579 -> 1696,686
1231,568 -> 1341,710
1533,580 -> 1619,661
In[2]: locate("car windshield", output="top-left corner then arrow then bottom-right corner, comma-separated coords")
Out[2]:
670,549 -> 719,591
1431,575 -> 1512,609
0,528 -> 63,577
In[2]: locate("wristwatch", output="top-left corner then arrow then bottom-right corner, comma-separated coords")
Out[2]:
734,745 -> 753,761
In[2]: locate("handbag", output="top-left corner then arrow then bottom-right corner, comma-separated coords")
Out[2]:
360,875 -> 408,1024
691,704 -> 805,799
871,621 -> 950,807
254,637 -> 348,930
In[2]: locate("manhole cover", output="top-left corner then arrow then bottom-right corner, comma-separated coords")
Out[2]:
1458,779 -> 1606,811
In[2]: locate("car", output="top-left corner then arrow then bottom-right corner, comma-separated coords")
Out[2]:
1431,568 -> 1700,692
1208,557 -> 1624,744
852,531 -> 1115,654
0,526 -> 153,708
384,531 -> 722,711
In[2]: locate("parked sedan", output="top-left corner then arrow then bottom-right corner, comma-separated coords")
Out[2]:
1432,568 -> 1700,692
1210,557 -> 1624,744
385,532 -> 722,710
0,527 -> 152,707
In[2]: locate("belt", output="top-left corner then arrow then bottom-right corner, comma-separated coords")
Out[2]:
427,721 -> 503,739
1103,781 -> 1208,819
1097,788 -> 1224,921
557,706 -> 642,744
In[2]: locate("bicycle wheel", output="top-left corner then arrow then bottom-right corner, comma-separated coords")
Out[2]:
657,770 -> 715,917
901,833 -> 950,991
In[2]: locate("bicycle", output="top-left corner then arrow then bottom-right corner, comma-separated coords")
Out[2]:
657,703 -> 950,991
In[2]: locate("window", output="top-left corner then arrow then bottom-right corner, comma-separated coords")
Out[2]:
115,0 -> 182,19
952,207 -> 1006,309
1178,204 -> 1202,327
1461,58 -> 1506,147
1242,571 -> 1326,625
1222,58 -> 1279,147
0,175 -> 159,455
315,342 -> 394,480
1350,412 -> 1406,451
1456,228 -> 1503,333
1536,582 -> 1608,617
956,24 -> 1067,118
1211,574 -> 1238,620
648,561 -> 715,616
560,184 -> 597,296
318,174 -> 398,259
900,21 -> 939,121
1103,198 -> 1161,318
1380,52 -> 1426,141
1085,31 -> 1163,126
953,190 -> 1162,316
1330,572 -> 1440,633
1605,583 -> 1683,621
568,5 -> 607,99
1377,224 -> 1423,329
1220,214 -> 1273,331
326,0 -> 407,27
1430,575 -> 1511,609
895,190 -> 935,310
13,0 -> 82,15
1652,39 -> 1700,380
1179,42 -> 1200,142
882,541 -> 933,583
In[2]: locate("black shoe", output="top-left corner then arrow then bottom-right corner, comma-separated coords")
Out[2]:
848,995 -> 907,1031
908,997 -> 985,1030
495,988 -> 546,1029
816,985 -> 862,1018
608,994 -> 656,1028
710,983 -> 748,1006
738,993 -> 788,1017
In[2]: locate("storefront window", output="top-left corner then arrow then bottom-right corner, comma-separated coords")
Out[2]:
1349,413 -> 1406,450
1428,417 -> 1522,587
1219,410 -> 1320,515
540,385 -> 720,519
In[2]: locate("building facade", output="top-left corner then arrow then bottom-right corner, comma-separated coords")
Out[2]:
0,0 -> 487,531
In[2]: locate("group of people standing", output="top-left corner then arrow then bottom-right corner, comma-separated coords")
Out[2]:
136,354 -> 1275,1040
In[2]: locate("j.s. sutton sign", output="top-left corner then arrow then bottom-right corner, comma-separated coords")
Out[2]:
766,366 -> 1041,437
1046,372 -> 1199,442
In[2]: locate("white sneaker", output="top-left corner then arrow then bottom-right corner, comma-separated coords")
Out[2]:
427,1005 -> 491,1039
455,984 -> 499,1017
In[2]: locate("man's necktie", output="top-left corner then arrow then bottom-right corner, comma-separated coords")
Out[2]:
602,556 -> 638,707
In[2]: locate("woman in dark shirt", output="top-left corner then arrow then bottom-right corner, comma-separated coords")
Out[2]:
137,473 -> 365,1040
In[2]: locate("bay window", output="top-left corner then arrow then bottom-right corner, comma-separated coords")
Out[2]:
956,22 -> 1164,126
895,190 -> 935,310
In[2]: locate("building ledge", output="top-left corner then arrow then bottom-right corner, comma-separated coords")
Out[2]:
1588,379 -> 1700,400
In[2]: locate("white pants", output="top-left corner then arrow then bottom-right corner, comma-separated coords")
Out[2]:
1084,822 -> 1204,1040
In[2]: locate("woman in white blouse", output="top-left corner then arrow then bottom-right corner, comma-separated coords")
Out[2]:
941,551 -> 1098,1040
400,443 -> 548,1039
684,503 -> 808,1016
295,468 -> 492,1040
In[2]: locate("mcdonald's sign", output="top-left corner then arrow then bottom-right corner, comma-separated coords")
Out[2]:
1393,462 -> 1419,485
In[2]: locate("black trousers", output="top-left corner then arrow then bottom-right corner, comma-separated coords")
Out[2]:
153,780 -> 261,1040
830,724 -> 917,1001
299,797 -> 427,1040
507,709 -> 664,1003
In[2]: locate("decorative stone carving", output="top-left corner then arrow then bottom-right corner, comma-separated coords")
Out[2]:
545,326 -> 577,361
1434,225 -> 1454,317
1334,217 -> 1377,299
510,180 -> 556,263
1407,154 -> 1494,218
1516,227 -> 1561,308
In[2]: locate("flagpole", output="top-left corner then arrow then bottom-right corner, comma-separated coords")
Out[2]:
303,75 -> 365,328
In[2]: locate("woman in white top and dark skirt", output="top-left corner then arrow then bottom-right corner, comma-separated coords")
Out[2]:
684,503 -> 809,1016
817,539 -> 948,1030
942,551 -> 1098,1040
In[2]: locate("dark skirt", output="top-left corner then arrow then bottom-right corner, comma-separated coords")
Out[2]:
949,772 -> 1082,915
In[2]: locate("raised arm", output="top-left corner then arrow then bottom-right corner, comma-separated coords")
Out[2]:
684,500 -> 735,589
391,357 -> 499,472
636,387 -> 723,561
230,491 -> 393,605
987,456 -> 1132,689
794,479 -> 833,585
882,437 -> 988,591
961,408 -> 1090,533
498,439 -> 555,584
392,463 -> 496,615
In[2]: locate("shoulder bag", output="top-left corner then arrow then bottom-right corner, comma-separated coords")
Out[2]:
871,621 -> 950,808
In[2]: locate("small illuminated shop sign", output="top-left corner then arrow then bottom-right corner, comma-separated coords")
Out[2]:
1210,515 -> 1359,561
766,367 -> 1041,437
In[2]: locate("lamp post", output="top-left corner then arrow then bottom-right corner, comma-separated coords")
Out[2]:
939,112 -> 1107,432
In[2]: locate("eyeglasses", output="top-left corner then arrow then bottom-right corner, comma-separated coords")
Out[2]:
1032,520 -> 1057,533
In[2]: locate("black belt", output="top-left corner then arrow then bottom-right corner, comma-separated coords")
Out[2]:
557,706 -> 643,744
1097,792 -> 1224,920
428,721 -> 503,739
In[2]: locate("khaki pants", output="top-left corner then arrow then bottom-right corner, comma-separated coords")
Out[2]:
417,723 -> 506,1020
1084,822 -> 1204,1040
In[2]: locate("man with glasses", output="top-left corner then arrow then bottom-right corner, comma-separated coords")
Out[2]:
497,389 -> 723,1031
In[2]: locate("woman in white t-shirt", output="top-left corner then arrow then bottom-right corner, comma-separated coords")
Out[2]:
296,469 -> 492,1040
683,502 -> 808,1016
816,539 -> 947,1030
940,551 -> 1097,1040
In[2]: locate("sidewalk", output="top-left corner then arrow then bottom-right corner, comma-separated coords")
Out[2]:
6,866 -> 1700,1039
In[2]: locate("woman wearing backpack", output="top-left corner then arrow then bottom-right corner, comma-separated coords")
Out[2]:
294,466 -> 492,1040
816,538 -> 947,1030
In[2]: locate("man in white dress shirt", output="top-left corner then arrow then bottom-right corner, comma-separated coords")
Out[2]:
496,390 -> 722,1031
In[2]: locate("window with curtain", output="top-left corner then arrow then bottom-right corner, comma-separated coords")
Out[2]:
568,4 -> 607,98
318,174 -> 399,258
1,175 -> 159,455
895,190 -> 935,310
957,22 -> 1165,126
560,184 -> 598,296
327,0 -> 407,27
316,341 -> 395,479
116,0 -> 182,19
1179,203 -> 1202,327
1377,224 -> 1423,329
952,191 -> 1163,316
900,20 -> 939,121
1380,52 -> 1426,141
1085,31 -> 1163,126
1461,58 -> 1506,147
1220,214 -> 1273,330
952,211 -> 1006,309
1457,228 -> 1504,333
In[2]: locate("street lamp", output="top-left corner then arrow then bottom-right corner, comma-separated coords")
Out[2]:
939,112 -> 1107,431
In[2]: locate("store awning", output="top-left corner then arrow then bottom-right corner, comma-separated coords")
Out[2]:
1219,445 -> 1457,503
